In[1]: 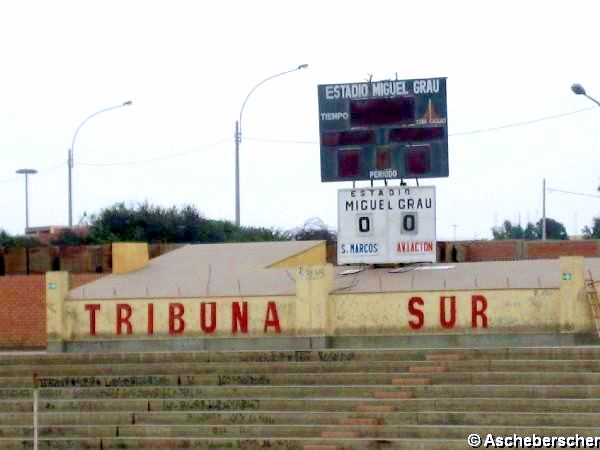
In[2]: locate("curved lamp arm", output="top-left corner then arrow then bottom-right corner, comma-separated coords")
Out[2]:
70,101 -> 132,164
238,65 -> 308,140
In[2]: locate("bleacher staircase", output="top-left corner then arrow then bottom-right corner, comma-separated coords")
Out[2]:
0,347 -> 600,449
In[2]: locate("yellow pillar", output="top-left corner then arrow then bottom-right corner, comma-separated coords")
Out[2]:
559,256 -> 591,333
294,264 -> 334,337
46,271 -> 69,352
112,242 -> 149,274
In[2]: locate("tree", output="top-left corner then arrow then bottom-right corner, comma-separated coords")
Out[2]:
0,229 -> 40,249
582,217 -> 600,239
524,222 -> 539,240
491,220 -> 524,240
492,218 -> 568,240
286,217 -> 337,243
86,202 -> 287,244
50,229 -> 92,246
536,217 -> 568,240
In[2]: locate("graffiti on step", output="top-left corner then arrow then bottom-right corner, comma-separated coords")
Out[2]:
187,412 -> 276,425
243,350 -> 355,363
318,351 -> 355,362
163,398 -> 260,411
243,351 -> 312,363
37,375 -> 169,389
218,375 -> 271,386
39,386 -> 199,400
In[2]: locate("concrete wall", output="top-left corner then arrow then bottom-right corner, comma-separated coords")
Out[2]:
45,257 -> 598,351
269,242 -> 327,268
64,296 -> 295,340
112,243 -> 149,274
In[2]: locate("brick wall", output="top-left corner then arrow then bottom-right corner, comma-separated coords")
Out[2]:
0,273 -> 105,350
462,240 -> 521,262
525,240 -> 600,259
0,275 -> 46,349
71,273 -> 105,289
439,240 -> 600,263
1,243 -> 183,275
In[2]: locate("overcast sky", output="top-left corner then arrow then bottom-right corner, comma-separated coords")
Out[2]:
1,0 -> 599,240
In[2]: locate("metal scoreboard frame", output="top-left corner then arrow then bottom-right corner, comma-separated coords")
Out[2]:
318,77 -> 448,182
337,186 -> 436,264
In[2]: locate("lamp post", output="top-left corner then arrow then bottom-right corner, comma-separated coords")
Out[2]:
451,224 -> 458,241
542,178 -> 546,240
15,168 -> 37,232
234,64 -> 308,226
571,83 -> 600,107
68,101 -> 132,227
571,84 -> 600,192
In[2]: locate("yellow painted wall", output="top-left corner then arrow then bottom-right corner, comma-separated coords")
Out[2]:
112,243 -> 149,274
331,289 -> 561,335
65,296 -> 294,340
48,257 -> 598,342
268,242 -> 326,268
46,271 -> 69,347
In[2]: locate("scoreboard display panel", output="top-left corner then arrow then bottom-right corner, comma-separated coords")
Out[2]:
337,186 -> 436,264
318,78 -> 448,182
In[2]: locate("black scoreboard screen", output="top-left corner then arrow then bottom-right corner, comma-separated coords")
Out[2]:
318,77 -> 448,182
350,97 -> 415,127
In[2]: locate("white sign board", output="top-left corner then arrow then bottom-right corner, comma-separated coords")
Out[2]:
337,186 -> 436,264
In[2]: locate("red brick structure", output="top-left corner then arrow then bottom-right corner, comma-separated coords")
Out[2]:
0,274 -> 104,349
0,275 -> 45,349
526,240 -> 600,259
440,240 -> 600,263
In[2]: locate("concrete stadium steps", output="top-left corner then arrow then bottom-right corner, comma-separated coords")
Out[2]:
0,346 -> 600,449
4,410 -> 600,427
1,347 -> 600,365
0,437 -> 482,450
4,359 -> 600,377
6,396 -> 600,414
4,384 -> 600,400
2,423 -> 600,439
6,370 -> 600,388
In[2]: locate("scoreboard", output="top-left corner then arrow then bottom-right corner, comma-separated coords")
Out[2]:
337,186 -> 436,264
318,78 -> 448,182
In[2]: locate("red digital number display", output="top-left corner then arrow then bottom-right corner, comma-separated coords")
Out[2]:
350,97 -> 415,127
376,147 -> 390,170
338,149 -> 361,177
405,145 -> 431,175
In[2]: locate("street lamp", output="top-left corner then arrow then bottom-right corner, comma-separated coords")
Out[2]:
571,84 -> 600,192
15,168 -> 37,232
234,64 -> 308,226
68,101 -> 132,227
571,83 -> 600,107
